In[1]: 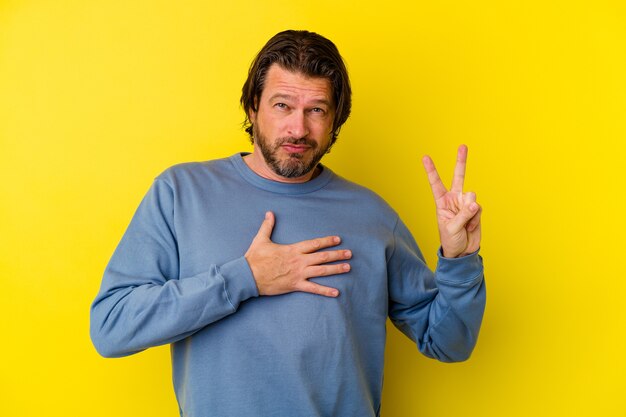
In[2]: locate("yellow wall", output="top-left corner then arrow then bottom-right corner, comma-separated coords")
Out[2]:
1,1 -> 624,416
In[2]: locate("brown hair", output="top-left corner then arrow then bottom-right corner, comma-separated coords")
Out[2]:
240,30 -> 352,144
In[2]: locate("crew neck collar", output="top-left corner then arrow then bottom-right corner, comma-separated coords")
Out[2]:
230,153 -> 334,195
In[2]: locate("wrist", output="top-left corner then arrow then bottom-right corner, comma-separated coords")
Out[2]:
441,248 -> 461,258
439,246 -> 479,259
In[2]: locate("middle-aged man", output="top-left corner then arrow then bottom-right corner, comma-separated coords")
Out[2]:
91,30 -> 486,416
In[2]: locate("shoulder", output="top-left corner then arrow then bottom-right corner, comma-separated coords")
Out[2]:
327,170 -> 399,219
154,155 -> 238,187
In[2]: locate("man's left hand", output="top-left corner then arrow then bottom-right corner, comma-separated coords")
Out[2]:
422,144 -> 482,258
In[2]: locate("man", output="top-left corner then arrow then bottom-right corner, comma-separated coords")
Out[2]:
90,30 -> 485,417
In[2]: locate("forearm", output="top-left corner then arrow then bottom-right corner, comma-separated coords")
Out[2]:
416,249 -> 485,362
90,256 -> 258,358
388,217 -> 486,362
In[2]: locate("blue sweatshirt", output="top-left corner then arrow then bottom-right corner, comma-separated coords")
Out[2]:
90,153 -> 486,417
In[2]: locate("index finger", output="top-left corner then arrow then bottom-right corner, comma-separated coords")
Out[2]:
451,144 -> 468,193
422,155 -> 448,201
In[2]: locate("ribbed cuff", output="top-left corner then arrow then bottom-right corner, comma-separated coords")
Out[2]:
218,256 -> 259,309
435,247 -> 483,285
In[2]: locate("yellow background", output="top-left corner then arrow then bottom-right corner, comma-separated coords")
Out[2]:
1,1 -> 625,416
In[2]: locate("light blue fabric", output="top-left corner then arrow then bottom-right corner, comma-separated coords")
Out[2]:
90,153 -> 486,417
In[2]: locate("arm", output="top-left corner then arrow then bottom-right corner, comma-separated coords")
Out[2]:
388,219 -> 485,362
90,178 -> 259,358
388,145 -> 486,362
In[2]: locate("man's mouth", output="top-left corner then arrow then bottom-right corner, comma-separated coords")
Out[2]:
281,143 -> 311,153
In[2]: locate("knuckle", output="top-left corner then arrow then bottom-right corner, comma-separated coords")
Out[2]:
293,281 -> 307,293
291,278 -> 303,291
300,281 -> 318,293
314,286 -> 327,296
324,236 -> 339,247
311,265 -> 326,276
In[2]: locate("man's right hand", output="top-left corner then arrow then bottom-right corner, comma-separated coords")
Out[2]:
245,211 -> 352,298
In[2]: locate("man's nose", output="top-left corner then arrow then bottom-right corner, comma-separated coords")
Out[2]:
286,111 -> 309,138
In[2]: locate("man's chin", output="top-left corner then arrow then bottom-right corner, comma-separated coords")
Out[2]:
272,159 -> 315,179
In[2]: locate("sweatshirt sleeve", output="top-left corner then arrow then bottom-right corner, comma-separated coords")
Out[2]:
90,178 -> 259,358
387,217 -> 486,362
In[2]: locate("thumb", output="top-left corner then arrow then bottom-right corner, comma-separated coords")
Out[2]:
449,193 -> 479,233
253,211 -> 275,242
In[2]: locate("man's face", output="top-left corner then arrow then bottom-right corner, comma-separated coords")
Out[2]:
249,64 -> 335,180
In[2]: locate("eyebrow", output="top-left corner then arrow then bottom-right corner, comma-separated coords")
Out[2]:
268,93 -> 332,107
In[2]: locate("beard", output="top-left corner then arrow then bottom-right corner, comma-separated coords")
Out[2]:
253,123 -> 331,179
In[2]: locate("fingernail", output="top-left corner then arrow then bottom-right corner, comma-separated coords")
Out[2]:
334,236 -> 341,244
344,250 -> 352,258
470,203 -> 478,211
265,211 -> 271,219
331,289 -> 339,297
342,263 -> 351,271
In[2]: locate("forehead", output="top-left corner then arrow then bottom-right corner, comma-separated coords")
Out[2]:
261,64 -> 332,103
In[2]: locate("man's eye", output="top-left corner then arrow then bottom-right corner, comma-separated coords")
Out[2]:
312,107 -> 325,114
275,103 -> 287,109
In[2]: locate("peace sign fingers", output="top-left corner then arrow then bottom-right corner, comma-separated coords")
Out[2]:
421,144 -> 482,258
422,144 -> 469,203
